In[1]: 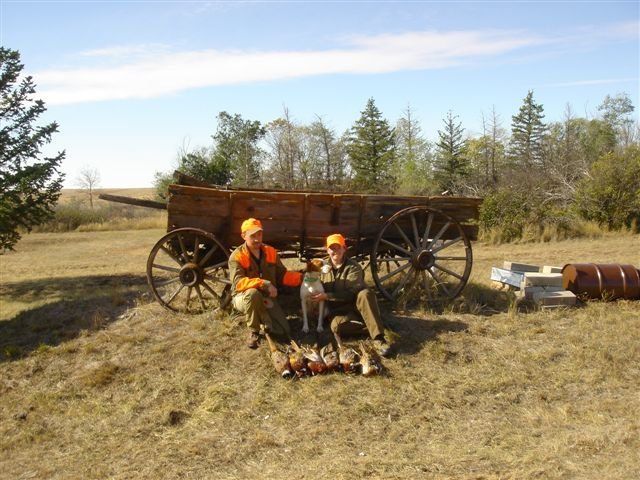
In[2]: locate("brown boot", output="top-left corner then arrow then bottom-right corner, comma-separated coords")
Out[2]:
247,330 -> 260,349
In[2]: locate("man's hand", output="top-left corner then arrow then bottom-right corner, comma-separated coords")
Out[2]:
267,283 -> 278,298
310,292 -> 328,303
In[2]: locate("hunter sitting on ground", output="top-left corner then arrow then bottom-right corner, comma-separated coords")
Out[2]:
229,218 -> 303,349
310,233 -> 391,357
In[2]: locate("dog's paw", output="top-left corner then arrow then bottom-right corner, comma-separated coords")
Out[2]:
302,326 -> 310,334
316,326 -> 324,333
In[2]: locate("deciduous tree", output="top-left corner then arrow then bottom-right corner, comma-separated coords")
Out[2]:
76,165 -> 100,210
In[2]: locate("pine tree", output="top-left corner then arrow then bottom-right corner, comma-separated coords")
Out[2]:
346,98 -> 396,193
434,110 -> 467,193
0,48 -> 65,252
509,90 -> 547,168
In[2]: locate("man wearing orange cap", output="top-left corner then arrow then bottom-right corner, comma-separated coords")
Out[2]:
310,233 -> 390,356
229,218 -> 303,348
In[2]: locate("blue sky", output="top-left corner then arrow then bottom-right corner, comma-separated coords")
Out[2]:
2,0 -> 638,188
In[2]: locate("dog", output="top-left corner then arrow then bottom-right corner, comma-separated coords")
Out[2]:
301,258 -> 331,333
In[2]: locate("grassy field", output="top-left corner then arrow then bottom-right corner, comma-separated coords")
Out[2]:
1,230 -> 639,479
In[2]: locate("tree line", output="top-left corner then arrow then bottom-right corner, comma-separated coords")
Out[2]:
156,91 -> 639,239
1,45 -> 638,252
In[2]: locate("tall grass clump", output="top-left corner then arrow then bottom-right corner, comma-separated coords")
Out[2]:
31,199 -> 165,233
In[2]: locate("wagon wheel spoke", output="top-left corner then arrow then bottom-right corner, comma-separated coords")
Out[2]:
433,263 -> 464,280
165,284 -> 185,306
204,275 -> 232,285
152,263 -> 181,273
177,233 -> 189,262
156,276 -> 181,288
185,286 -> 193,311
204,260 -> 229,273
160,245 -> 182,266
376,257 -> 411,263
410,213 -> 420,249
428,267 -> 452,297
431,236 -> 462,254
435,256 -> 467,261
394,222 -> 415,250
201,279 -> 221,300
421,213 -> 434,249
428,221 -> 451,249
380,238 -> 412,256
421,271 -> 434,303
195,284 -> 207,311
378,261 -> 412,283
193,234 -> 200,264
198,243 -> 219,267
392,267 -> 416,298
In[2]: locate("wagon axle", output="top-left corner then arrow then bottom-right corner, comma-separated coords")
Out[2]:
413,250 -> 436,270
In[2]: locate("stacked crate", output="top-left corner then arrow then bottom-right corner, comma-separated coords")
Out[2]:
490,261 -> 577,307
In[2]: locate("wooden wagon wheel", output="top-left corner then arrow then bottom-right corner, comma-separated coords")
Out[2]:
371,206 -> 472,306
146,228 -> 232,314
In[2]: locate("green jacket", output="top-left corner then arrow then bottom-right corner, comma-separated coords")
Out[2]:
320,257 -> 367,313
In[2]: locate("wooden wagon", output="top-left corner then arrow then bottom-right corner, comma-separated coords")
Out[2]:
101,173 -> 482,314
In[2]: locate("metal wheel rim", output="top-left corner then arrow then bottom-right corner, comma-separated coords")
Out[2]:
146,227 -> 231,314
371,206 -> 472,306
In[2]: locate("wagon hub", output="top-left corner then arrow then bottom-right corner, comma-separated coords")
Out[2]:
179,262 -> 202,286
414,250 -> 435,270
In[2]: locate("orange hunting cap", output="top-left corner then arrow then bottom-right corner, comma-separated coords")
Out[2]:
326,233 -> 346,248
241,218 -> 263,236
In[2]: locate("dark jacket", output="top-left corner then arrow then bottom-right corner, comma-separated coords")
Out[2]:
320,256 -> 367,313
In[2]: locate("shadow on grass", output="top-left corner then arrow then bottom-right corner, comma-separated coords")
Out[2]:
0,274 -> 148,362
385,314 -> 468,356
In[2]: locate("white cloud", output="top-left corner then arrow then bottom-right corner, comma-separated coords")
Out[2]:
33,23 -> 629,105
542,77 -> 638,88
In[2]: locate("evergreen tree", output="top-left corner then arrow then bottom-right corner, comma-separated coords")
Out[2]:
434,110 -> 467,193
509,90 -> 547,168
346,98 -> 396,193
0,48 -> 65,252
212,111 -> 265,187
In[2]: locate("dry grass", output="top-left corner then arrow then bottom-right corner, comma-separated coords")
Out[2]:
59,187 -> 157,205
1,230 -> 639,479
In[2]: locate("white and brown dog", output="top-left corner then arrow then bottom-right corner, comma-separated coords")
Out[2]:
301,259 -> 331,333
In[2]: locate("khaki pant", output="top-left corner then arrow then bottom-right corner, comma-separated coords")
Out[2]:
232,288 -> 290,338
330,289 -> 384,340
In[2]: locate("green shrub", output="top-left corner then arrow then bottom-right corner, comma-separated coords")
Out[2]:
479,188 -> 532,242
573,145 -> 640,231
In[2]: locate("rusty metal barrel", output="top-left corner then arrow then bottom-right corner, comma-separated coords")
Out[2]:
562,263 -> 640,300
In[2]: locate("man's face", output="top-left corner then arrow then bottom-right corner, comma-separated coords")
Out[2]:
327,243 -> 345,266
243,230 -> 263,250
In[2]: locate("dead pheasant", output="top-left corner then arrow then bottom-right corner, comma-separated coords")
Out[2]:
301,344 -> 327,375
333,332 -> 359,374
359,341 -> 383,377
289,340 -> 309,378
265,333 -> 293,379
321,344 -> 340,372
